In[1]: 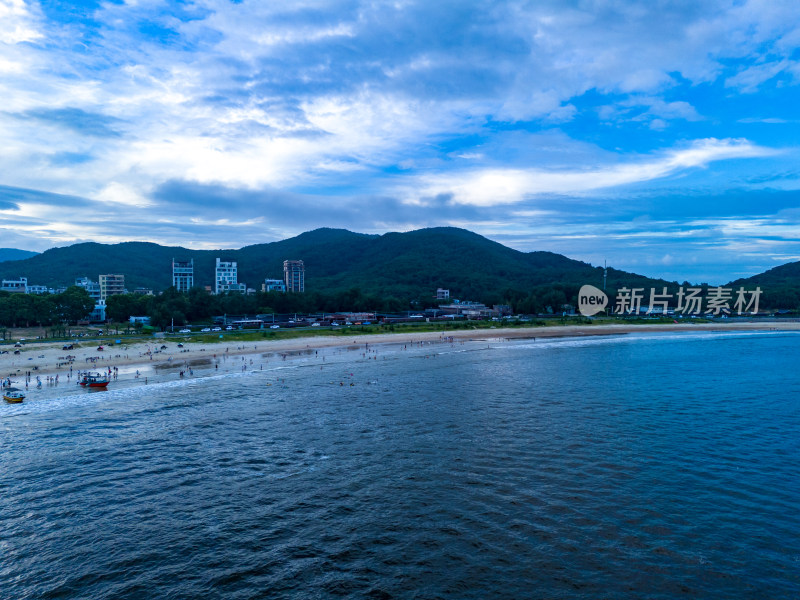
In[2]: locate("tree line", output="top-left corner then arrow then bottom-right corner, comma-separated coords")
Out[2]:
0,284 -> 579,333
0,287 -> 95,328
105,285 -> 591,330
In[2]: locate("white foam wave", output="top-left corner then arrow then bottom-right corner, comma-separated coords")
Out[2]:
506,329 -> 798,351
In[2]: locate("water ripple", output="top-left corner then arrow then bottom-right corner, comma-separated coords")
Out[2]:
1,331 -> 799,599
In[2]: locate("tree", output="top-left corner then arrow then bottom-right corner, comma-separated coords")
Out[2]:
56,286 -> 95,324
106,293 -> 149,323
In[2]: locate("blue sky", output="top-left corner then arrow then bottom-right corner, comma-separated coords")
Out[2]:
1,0 -> 800,283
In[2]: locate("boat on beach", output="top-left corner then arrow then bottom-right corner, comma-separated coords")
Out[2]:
78,373 -> 110,388
3,388 -> 25,403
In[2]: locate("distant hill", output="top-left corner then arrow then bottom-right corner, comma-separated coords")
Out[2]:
0,227 -> 674,301
0,248 -> 38,263
728,262 -> 800,309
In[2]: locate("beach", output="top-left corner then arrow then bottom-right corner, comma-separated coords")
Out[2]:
2,321 -> 798,392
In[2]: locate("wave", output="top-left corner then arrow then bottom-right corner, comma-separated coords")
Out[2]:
506,328 -> 799,351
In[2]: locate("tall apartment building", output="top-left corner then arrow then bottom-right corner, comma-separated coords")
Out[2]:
99,274 -> 126,302
172,258 -> 194,292
283,260 -> 305,293
215,258 -> 238,294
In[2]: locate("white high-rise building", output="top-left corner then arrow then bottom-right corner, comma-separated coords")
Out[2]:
172,259 -> 194,292
215,258 -> 238,294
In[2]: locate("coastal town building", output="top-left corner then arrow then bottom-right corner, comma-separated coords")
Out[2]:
438,300 -> 492,318
99,274 -> 126,302
88,304 -> 106,323
215,258 -> 239,294
133,288 -> 154,295
493,304 -> 513,316
1,277 -> 27,293
172,259 -> 194,292
26,285 -> 51,295
218,282 -> 247,294
436,288 -> 450,300
283,260 -> 305,293
262,278 -> 287,292
75,277 -> 102,302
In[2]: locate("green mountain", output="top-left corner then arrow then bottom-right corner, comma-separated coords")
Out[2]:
0,227 -> 672,301
728,262 -> 800,310
0,248 -> 38,262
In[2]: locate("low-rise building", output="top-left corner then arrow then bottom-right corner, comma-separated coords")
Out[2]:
1,277 -> 27,293
263,278 -> 287,292
88,304 -> 107,323
26,285 -> 51,295
438,300 -> 492,318
493,304 -> 513,316
218,282 -> 246,294
436,288 -> 450,300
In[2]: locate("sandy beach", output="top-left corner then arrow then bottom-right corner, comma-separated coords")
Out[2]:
2,321 -> 798,389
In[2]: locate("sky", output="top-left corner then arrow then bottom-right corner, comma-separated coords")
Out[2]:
1,0 -> 800,284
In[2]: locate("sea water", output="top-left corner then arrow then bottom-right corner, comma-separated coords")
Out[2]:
1,331 -> 798,599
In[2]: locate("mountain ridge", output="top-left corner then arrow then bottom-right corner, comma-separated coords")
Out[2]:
0,248 -> 39,263
0,227 -> 782,304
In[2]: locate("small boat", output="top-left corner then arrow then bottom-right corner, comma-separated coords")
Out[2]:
78,372 -> 110,388
3,388 -> 25,403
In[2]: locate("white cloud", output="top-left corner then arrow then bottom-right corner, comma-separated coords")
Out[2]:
725,59 -> 794,92
0,0 -> 42,44
0,0 -> 797,283
408,139 -> 775,206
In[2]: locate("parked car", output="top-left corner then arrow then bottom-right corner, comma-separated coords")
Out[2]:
225,326 -> 233,330
270,325 -> 280,329
211,327 -> 221,332
179,328 -> 191,333
311,323 -> 320,327
201,328 -> 211,332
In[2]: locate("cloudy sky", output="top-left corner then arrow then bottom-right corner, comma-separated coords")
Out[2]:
1,0 -> 800,283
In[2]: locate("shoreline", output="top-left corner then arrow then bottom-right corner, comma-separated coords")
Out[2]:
2,322 -> 798,397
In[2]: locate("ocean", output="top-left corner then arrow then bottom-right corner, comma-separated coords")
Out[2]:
1,331 -> 798,599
